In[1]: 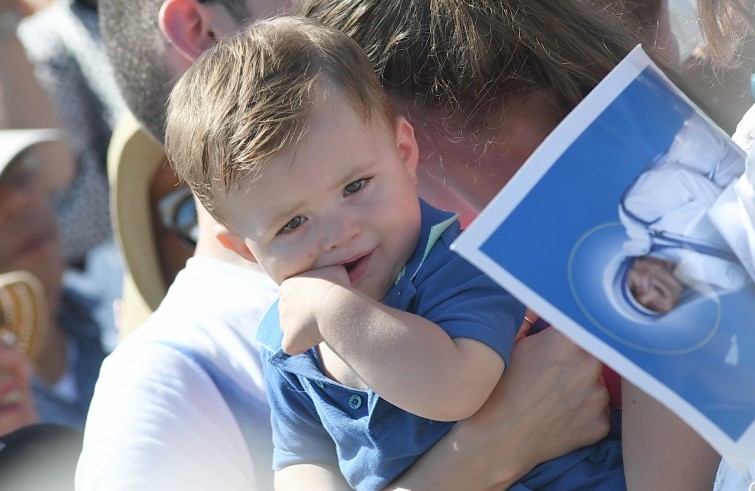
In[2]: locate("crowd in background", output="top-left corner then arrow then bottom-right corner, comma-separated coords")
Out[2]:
0,0 -> 753,489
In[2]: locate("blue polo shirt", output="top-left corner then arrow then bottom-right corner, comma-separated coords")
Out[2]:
257,200 -> 524,491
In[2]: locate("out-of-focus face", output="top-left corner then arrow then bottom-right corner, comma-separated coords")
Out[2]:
222,90 -> 421,301
0,151 -> 64,301
627,256 -> 683,313
414,90 -> 563,227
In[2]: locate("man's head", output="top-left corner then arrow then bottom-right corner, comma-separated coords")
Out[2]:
0,130 -> 72,309
626,256 -> 683,314
166,17 -> 420,299
99,0 -> 285,322
99,0 -> 283,141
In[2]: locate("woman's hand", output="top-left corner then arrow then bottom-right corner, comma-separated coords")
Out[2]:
387,327 -> 610,490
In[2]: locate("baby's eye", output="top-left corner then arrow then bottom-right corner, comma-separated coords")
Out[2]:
281,216 -> 306,233
344,177 -> 371,195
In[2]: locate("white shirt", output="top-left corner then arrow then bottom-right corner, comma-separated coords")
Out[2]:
620,116 -> 748,291
76,257 -> 278,490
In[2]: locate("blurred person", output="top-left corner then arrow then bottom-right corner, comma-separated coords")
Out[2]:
0,1 -> 123,346
16,0 -> 127,266
0,129 -> 108,431
77,2 -> 293,489
0,423 -> 82,491
77,0 -> 616,490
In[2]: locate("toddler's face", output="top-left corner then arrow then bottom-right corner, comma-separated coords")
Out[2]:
627,256 -> 682,313
222,89 -> 422,301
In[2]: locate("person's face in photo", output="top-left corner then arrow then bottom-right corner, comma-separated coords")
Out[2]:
627,256 -> 683,313
222,91 -> 421,301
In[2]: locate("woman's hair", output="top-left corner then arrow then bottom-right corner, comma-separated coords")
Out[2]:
297,0 -> 727,140
297,0 -> 642,127
164,16 -> 395,224
697,0 -> 753,68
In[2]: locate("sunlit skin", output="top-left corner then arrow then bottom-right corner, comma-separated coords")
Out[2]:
409,90 -> 565,227
0,149 -> 69,435
221,89 -> 422,303
627,256 -> 683,313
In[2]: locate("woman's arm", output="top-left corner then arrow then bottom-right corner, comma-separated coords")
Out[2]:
622,380 -> 720,491
386,327 -> 611,490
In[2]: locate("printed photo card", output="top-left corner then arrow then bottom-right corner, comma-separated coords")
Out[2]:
452,45 -> 755,471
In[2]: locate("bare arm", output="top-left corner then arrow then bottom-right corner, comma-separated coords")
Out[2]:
385,327 -> 611,490
622,380 -> 720,491
278,270 -> 504,422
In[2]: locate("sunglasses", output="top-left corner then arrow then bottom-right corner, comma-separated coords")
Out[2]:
157,185 -> 198,248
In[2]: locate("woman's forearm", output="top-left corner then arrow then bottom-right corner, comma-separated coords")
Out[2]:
387,327 -> 611,490
622,380 -> 720,491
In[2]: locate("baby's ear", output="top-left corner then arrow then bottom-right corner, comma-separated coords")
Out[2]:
395,116 -> 419,183
215,226 -> 257,263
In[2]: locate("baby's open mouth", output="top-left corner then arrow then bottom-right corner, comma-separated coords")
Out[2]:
342,253 -> 370,284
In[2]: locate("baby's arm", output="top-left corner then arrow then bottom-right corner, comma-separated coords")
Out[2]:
278,266 -> 515,422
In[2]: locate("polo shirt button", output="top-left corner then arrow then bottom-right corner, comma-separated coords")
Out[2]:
348,394 -> 362,409
315,380 -> 325,389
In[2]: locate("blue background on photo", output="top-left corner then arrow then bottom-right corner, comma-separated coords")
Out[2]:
478,66 -> 755,440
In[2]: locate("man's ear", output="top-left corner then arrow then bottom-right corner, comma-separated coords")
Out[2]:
215,225 -> 257,263
395,116 -> 420,185
158,0 -> 217,63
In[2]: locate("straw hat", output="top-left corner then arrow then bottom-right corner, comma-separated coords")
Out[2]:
107,113 -> 169,337
0,271 -> 47,360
